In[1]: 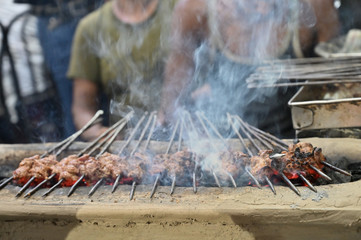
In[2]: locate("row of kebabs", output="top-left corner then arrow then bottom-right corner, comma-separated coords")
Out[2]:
11,142 -> 330,188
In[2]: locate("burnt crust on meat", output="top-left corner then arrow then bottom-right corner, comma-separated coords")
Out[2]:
281,142 -> 326,179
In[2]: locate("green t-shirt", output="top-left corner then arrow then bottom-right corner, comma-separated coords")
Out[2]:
67,0 -> 177,111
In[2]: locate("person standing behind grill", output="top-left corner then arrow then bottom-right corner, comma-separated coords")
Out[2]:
67,0 -> 177,141
158,0 -> 340,138
14,0 -> 104,139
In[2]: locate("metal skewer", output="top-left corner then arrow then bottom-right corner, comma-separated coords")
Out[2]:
88,119 -> 131,196
182,111 -> 200,194
245,168 -> 262,189
262,56 -> 361,65
227,172 -> 237,188
38,115 -> 104,159
129,113 -> 157,200
212,171 -> 221,188
184,111 -> 198,134
269,153 -> 286,160
264,176 -> 276,195
298,173 -> 317,193
78,112 -> 133,157
194,112 -> 226,188
150,118 -> 180,198
0,176 -> 13,189
232,114 -> 302,195
234,116 -> 264,152
69,117 -> 130,198
227,113 -> 253,156
73,120 -> 130,197
170,116 -> 187,195
170,175 -> 176,195
95,120 -> 129,159
165,119 -> 180,154
177,116 -> 184,153
197,112 -> 228,148
117,112 -> 148,155
247,79 -> 361,88
111,175 -> 122,194
321,161 -> 351,177
7,130 -> 94,195
130,112 -> 156,156
88,178 -> 104,197
16,176 -> 35,198
55,110 -> 104,156
279,172 -> 301,196
237,117 -> 273,150
129,181 -> 136,200
309,165 -> 332,181
24,173 -> 56,197
40,117 -> 127,198
111,113 -> 148,193
150,174 -> 160,199
143,114 -> 157,153
42,178 -> 64,197
15,111 -> 106,197
228,114 -> 265,189
193,161 -> 198,193
67,174 -> 85,197
247,124 -> 289,150
63,124 -> 126,194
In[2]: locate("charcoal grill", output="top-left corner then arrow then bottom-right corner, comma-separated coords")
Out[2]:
0,136 -> 361,240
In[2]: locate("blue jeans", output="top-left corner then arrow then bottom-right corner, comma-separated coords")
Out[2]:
37,16 -> 78,138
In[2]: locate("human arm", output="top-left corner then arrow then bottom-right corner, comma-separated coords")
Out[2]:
158,0 -> 208,124
310,0 -> 340,43
298,0 -> 340,53
67,16 -> 108,141
72,78 -> 108,141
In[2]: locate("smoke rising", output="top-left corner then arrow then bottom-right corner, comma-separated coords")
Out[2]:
180,1 -> 320,139
82,0 -> 329,185
170,0 -> 322,174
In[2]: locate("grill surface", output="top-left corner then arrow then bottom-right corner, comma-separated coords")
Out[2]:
0,138 -> 361,240
1,181 -> 361,240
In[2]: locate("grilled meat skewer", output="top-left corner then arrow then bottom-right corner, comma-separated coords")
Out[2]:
13,155 -> 58,186
9,142 -> 350,195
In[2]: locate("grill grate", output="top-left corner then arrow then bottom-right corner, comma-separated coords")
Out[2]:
0,110 -> 352,200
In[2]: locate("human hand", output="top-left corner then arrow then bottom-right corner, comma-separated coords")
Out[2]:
81,124 -> 110,142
